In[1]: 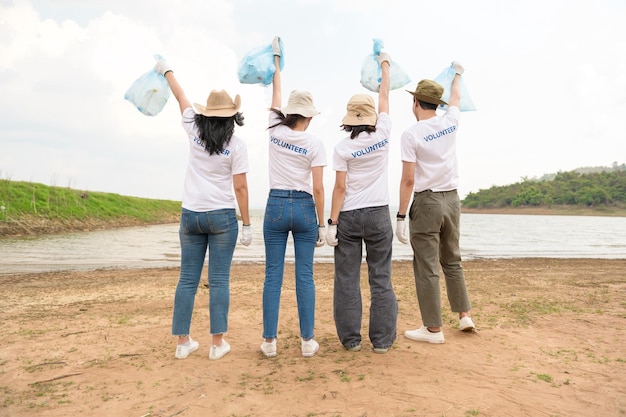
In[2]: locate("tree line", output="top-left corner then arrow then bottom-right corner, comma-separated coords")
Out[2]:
462,164 -> 626,208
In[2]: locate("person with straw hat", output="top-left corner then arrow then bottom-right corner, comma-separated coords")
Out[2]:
397,62 -> 475,345
325,49 -> 398,354
259,36 -> 327,359
154,57 -> 251,361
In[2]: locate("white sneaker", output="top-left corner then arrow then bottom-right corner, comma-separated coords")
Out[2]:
459,316 -> 475,332
209,340 -> 231,360
175,337 -> 199,359
301,338 -> 319,357
404,326 -> 445,344
260,340 -> 277,358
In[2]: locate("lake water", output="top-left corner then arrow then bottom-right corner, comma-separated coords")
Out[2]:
0,213 -> 624,276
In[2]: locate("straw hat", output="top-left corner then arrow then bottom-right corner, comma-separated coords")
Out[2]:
193,90 -> 241,117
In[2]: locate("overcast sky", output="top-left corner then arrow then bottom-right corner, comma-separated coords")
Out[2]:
1,0 -> 624,209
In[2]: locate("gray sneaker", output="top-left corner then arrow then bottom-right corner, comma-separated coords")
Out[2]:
404,326 -> 445,344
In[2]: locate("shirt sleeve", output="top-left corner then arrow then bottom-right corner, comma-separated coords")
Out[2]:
400,129 -> 417,163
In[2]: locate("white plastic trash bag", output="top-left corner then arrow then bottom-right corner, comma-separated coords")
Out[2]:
124,55 -> 171,116
237,39 -> 285,86
360,38 -> 411,92
433,65 -> 477,112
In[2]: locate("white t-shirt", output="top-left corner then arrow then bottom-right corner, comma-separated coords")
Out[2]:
180,107 -> 249,211
400,106 -> 460,192
333,112 -> 391,211
267,111 -> 326,195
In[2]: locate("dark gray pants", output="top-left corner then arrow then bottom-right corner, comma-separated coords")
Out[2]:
409,190 -> 471,327
333,206 -> 398,349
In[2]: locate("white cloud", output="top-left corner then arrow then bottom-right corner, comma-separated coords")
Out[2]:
1,0 -> 625,209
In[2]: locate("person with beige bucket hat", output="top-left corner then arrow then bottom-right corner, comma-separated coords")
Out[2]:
326,49 -> 398,354
259,36 -> 327,358
397,62 -> 476,344
154,57 -> 251,361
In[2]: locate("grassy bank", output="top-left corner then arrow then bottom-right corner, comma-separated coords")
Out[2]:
0,180 -> 181,237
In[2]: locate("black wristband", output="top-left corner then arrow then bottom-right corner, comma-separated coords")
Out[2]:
396,212 -> 406,219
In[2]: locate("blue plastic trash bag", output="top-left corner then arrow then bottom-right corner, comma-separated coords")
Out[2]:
238,39 -> 285,86
124,55 -> 171,116
360,38 -> 411,92
433,65 -> 477,112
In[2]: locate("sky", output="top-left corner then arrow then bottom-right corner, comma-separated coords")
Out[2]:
1,0 -> 625,209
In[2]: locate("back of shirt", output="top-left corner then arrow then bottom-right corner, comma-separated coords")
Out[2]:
333,113 -> 391,211
400,107 -> 460,192
267,111 -> 327,195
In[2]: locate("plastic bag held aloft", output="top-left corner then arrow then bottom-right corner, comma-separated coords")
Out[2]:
124,55 -> 171,116
360,38 -> 411,92
433,65 -> 477,112
237,39 -> 285,86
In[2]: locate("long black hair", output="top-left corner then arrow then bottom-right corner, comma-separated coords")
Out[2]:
340,125 -> 376,140
194,112 -> 245,155
267,108 -> 306,129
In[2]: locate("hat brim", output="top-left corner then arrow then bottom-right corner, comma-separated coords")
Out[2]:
193,95 -> 241,117
281,106 -> 320,118
406,91 -> 448,106
341,114 -> 377,126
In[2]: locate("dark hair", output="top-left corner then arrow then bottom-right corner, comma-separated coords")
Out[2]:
416,99 -> 438,111
341,125 -> 376,140
268,108 -> 307,129
194,112 -> 244,155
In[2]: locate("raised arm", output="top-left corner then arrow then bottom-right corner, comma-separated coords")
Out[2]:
377,52 -> 391,114
270,36 -> 282,109
154,57 -> 191,115
448,61 -> 464,109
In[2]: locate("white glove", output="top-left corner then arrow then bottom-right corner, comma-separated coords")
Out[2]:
326,224 -> 338,246
153,55 -> 172,76
240,225 -> 252,246
272,36 -> 282,56
377,52 -> 391,66
396,219 -> 408,244
451,61 -> 464,76
316,226 -> 326,247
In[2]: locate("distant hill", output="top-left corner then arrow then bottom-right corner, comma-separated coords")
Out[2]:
462,163 -> 626,210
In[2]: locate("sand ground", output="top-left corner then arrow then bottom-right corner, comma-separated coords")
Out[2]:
1,258 -> 625,417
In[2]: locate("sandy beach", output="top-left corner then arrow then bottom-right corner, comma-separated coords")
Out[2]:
1,258 -> 625,417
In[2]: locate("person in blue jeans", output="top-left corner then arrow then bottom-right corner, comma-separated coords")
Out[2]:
260,37 -> 327,358
326,50 -> 398,353
155,57 -> 252,360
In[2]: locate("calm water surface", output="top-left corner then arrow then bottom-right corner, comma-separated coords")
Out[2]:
0,213 -> 624,275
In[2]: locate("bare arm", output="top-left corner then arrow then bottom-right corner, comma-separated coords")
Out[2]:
398,161 -> 415,216
164,72 -> 192,115
311,166 -> 325,226
270,55 -> 281,109
448,73 -> 461,109
233,173 -> 250,225
329,171 -> 347,223
378,60 -> 390,114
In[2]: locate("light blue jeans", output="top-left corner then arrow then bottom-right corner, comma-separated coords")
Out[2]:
172,208 -> 238,336
262,189 -> 318,340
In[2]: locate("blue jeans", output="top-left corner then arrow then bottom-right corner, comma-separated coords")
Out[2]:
172,208 -> 238,336
262,189 -> 318,340
334,206 -> 397,349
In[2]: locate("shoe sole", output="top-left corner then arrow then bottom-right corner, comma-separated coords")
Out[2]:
261,350 -> 277,358
460,326 -> 475,332
373,348 -> 389,354
345,345 -> 361,352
